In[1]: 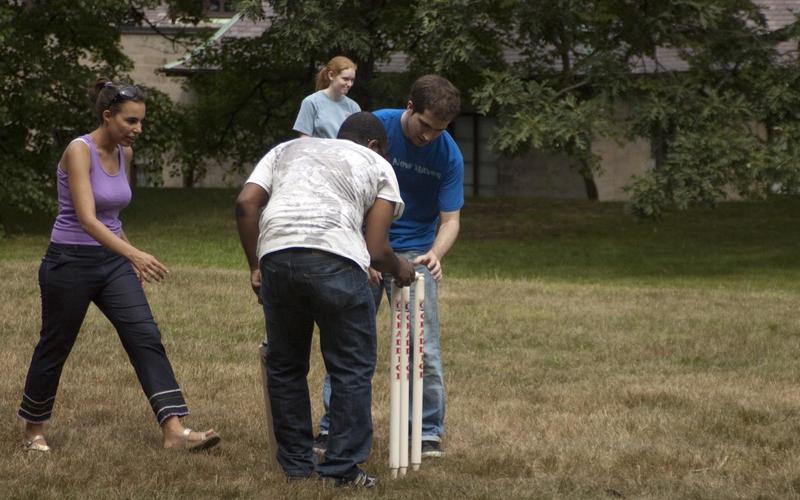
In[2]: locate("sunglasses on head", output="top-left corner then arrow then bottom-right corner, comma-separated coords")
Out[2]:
104,82 -> 141,106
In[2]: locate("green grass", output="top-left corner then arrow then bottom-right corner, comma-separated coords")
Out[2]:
5,189 -> 800,289
1,189 -> 245,269
4,191 -> 800,498
452,197 -> 800,289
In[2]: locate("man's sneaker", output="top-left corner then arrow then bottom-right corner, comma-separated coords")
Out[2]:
421,440 -> 444,458
323,469 -> 378,489
312,433 -> 328,456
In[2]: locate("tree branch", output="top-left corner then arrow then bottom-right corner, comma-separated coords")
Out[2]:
213,77 -> 269,150
554,78 -> 591,99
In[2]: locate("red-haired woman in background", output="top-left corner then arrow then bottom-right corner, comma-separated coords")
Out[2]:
293,56 -> 361,138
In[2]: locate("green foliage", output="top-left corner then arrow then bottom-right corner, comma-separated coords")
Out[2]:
622,2 -> 800,217
473,72 -> 613,177
172,37 -> 309,185
172,0 -> 417,181
443,0 -> 800,217
0,0 -> 194,233
170,1 -> 800,215
135,87 -> 183,186
246,0 -> 415,107
406,0 -> 510,90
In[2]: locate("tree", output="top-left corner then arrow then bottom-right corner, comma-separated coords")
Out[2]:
177,0 -> 800,216
623,1 -> 800,217
170,0 -> 418,186
451,0 -> 800,216
0,0 -> 201,234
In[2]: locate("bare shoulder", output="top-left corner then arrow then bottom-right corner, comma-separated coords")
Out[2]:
61,139 -> 91,174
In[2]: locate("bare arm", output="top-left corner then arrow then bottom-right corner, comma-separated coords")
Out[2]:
365,199 -> 414,286
63,141 -> 168,283
431,209 -> 460,260
414,209 -> 460,281
235,183 -> 269,299
124,146 -> 134,185
119,147 -> 133,246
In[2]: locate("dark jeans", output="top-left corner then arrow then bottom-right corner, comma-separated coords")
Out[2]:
260,249 -> 377,480
18,243 -> 187,425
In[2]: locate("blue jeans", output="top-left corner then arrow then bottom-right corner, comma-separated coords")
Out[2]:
319,250 -> 446,442
260,249 -> 377,480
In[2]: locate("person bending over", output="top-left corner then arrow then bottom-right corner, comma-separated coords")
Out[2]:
236,112 -> 414,487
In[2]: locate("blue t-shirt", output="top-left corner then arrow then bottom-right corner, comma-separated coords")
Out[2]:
293,90 -> 361,139
373,109 -> 464,251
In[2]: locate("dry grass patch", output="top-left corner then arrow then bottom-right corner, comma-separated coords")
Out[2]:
2,261 -> 800,498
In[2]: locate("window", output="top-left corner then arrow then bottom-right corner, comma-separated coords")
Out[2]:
450,113 -> 498,197
203,0 -> 236,18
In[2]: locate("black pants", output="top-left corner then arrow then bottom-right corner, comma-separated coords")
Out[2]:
18,243 -> 188,424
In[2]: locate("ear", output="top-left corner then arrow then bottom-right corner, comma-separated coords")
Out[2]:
367,139 -> 385,157
328,70 -> 335,82
406,100 -> 414,112
101,108 -> 113,124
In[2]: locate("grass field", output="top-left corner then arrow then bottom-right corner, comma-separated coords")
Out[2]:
3,190 -> 800,498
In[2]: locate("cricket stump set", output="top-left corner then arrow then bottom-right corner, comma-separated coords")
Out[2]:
389,273 -> 425,478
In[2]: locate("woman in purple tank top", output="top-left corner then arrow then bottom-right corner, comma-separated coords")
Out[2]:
17,78 -> 220,453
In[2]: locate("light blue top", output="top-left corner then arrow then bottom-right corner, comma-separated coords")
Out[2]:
292,90 -> 361,139
373,109 -> 464,252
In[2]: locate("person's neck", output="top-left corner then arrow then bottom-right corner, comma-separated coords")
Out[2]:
400,109 -> 413,141
89,127 -> 118,155
323,86 -> 342,101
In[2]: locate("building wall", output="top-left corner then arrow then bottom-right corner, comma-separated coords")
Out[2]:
121,31 -> 252,189
120,33 -> 189,103
496,152 -> 589,199
591,136 -> 654,201
452,112 -> 653,201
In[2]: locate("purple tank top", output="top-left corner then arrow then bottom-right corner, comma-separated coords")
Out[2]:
50,135 -> 132,245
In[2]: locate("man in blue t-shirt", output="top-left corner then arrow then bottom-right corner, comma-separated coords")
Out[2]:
374,75 -> 463,458
316,75 -> 463,459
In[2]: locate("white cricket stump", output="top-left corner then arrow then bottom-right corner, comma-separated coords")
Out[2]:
411,274 -> 425,471
389,273 -> 425,478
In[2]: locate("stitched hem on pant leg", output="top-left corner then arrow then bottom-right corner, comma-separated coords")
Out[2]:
16,410 -> 51,424
157,410 -> 190,425
151,389 -> 188,423
19,394 -> 56,417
